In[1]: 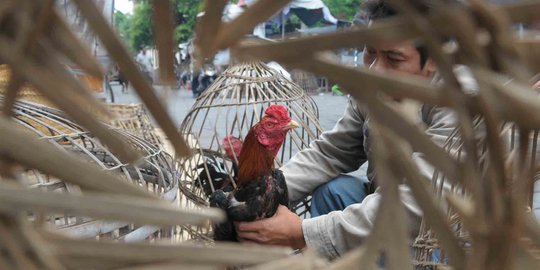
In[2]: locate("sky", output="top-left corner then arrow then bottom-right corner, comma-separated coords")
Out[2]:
115,0 -> 134,14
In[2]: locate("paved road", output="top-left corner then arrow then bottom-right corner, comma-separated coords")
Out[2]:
111,84 -> 348,132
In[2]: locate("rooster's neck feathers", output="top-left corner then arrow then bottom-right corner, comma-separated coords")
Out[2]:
235,105 -> 292,187
237,126 -> 275,187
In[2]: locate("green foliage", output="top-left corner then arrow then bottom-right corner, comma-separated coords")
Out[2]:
114,0 -> 201,53
173,0 -> 202,44
114,0 -> 359,51
114,11 -> 131,41
323,0 -> 362,20
129,1 -> 153,51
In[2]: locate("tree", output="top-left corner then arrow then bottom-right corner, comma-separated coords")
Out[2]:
173,0 -> 203,44
129,1 -> 153,51
323,0 -> 362,21
114,11 -> 133,49
113,0 -> 201,53
114,1 -> 359,52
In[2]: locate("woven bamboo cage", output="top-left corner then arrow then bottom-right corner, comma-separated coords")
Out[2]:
107,103 -> 218,242
412,119 -> 540,269
1,96 -> 179,241
107,103 -> 164,149
178,62 -> 322,217
290,69 -> 320,94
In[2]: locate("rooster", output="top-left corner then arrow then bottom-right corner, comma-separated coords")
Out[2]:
210,105 -> 298,241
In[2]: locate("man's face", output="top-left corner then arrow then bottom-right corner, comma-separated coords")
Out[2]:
363,41 -> 435,78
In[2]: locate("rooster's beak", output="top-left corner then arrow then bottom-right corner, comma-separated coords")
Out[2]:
288,120 -> 299,129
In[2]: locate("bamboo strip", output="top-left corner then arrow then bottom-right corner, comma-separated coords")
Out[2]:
46,235 -> 292,266
234,2 -> 540,65
0,42 -> 143,163
388,1 -> 483,198
235,17 -> 419,63
407,0 -> 489,244
294,56 -> 465,186
0,117 -> 153,198
0,217 -> 38,270
475,69 -> 540,129
514,243 -> 540,270
525,215 -> 540,248
382,125 -> 466,270
114,262 -> 218,270
72,0 -> 191,158
290,53 -> 447,107
370,126 -> 413,270
0,181 -> 224,226
2,0 -> 53,117
17,217 -> 65,270
248,249 -> 321,270
1,73 -> 22,117
152,0 -> 175,85
50,256 -> 127,270
46,10 -> 103,78
214,0 -> 290,52
444,193 -> 483,234
469,0 -> 532,82
196,0 -> 227,59
496,1 -> 540,25
515,39 -> 540,73
0,253 -> 11,270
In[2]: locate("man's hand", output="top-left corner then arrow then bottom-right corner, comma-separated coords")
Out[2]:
235,205 -> 306,249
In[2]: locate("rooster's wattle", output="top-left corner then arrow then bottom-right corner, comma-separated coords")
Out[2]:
210,105 -> 298,241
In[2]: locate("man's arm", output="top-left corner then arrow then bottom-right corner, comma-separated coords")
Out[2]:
282,98 -> 368,204
235,184 -> 422,259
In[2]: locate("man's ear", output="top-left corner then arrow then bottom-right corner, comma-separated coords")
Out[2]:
422,58 -> 437,77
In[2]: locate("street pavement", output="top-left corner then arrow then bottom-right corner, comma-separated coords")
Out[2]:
111,84 -> 349,132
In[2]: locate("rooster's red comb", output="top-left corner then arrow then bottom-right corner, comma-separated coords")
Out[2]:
223,135 -> 242,161
264,105 -> 291,122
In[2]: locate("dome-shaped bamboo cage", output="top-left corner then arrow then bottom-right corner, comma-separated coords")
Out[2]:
0,65 -> 54,107
107,102 -> 211,242
178,62 -> 323,221
2,96 -> 179,241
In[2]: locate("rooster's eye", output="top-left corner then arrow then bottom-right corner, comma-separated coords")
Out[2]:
265,123 -> 275,129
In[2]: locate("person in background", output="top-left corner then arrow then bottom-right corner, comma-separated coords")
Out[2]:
136,47 -> 154,83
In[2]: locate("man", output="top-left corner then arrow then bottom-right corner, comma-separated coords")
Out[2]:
235,0 -> 457,259
136,47 -> 154,82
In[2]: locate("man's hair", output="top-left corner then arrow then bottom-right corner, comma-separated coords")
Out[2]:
362,0 -> 397,20
361,0 -> 430,67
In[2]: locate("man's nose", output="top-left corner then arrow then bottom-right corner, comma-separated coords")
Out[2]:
368,58 -> 385,72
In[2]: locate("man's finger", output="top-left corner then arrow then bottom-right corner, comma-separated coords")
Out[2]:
236,220 -> 265,232
237,231 -> 262,242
